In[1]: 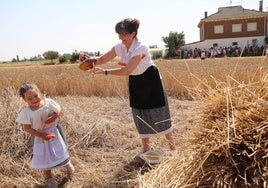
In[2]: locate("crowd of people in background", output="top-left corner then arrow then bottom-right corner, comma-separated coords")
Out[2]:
176,45 -> 266,59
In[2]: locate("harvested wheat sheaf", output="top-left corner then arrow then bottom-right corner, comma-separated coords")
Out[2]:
139,71 -> 268,187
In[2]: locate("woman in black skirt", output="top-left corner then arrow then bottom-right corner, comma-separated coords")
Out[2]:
80,18 -> 176,153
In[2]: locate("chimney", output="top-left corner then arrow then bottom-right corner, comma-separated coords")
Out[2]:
205,11 -> 208,18
259,0 -> 263,12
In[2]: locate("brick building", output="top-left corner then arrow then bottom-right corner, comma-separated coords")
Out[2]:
182,0 -> 268,51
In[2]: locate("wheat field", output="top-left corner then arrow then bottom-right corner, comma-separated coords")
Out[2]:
0,56 -> 267,98
0,56 -> 268,187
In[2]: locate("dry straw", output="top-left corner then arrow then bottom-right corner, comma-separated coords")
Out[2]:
1,57 -> 268,187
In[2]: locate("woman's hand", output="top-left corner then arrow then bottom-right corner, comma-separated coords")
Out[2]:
79,53 -> 97,64
79,53 -> 97,70
94,67 -> 106,75
79,53 -> 90,62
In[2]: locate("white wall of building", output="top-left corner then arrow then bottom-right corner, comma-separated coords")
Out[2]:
182,36 -> 266,50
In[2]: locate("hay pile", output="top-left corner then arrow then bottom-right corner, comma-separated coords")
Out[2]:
139,71 -> 268,187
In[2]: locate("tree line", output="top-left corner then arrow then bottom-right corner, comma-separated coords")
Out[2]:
6,32 -> 268,63
4,31 -> 185,63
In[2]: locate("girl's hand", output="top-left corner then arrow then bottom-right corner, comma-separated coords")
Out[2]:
44,133 -> 55,140
45,113 -> 58,124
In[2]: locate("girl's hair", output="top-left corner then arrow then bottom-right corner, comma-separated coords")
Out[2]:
19,82 -> 41,98
115,18 -> 140,37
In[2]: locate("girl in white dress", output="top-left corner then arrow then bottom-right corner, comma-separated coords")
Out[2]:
16,82 -> 74,188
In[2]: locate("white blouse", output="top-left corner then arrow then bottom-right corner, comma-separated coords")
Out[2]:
16,98 -> 60,131
114,38 -> 155,75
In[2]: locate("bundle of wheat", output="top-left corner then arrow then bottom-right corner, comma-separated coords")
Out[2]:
138,70 -> 268,187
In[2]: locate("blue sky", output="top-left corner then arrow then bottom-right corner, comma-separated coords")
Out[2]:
0,0 -> 266,61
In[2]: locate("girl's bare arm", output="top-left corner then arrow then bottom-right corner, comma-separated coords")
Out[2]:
45,110 -> 61,124
23,124 -> 48,140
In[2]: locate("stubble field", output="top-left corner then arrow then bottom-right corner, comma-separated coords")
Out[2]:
0,56 -> 268,187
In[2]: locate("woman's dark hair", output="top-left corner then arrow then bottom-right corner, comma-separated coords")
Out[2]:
19,82 -> 41,98
115,18 -> 140,37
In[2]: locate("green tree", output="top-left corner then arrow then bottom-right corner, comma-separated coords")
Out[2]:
59,55 -> 67,64
43,50 -> 59,63
162,31 -> 185,58
70,52 -> 79,63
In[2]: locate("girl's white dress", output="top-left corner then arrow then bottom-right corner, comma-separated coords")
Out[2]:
16,98 -> 70,170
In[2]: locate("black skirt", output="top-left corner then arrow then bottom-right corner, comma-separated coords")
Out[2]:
129,66 -> 165,109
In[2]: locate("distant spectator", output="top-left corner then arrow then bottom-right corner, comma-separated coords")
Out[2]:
201,51 -> 206,60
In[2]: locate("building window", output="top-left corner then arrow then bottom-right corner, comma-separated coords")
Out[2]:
247,22 -> 257,32
214,25 -> 224,34
232,24 -> 242,33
